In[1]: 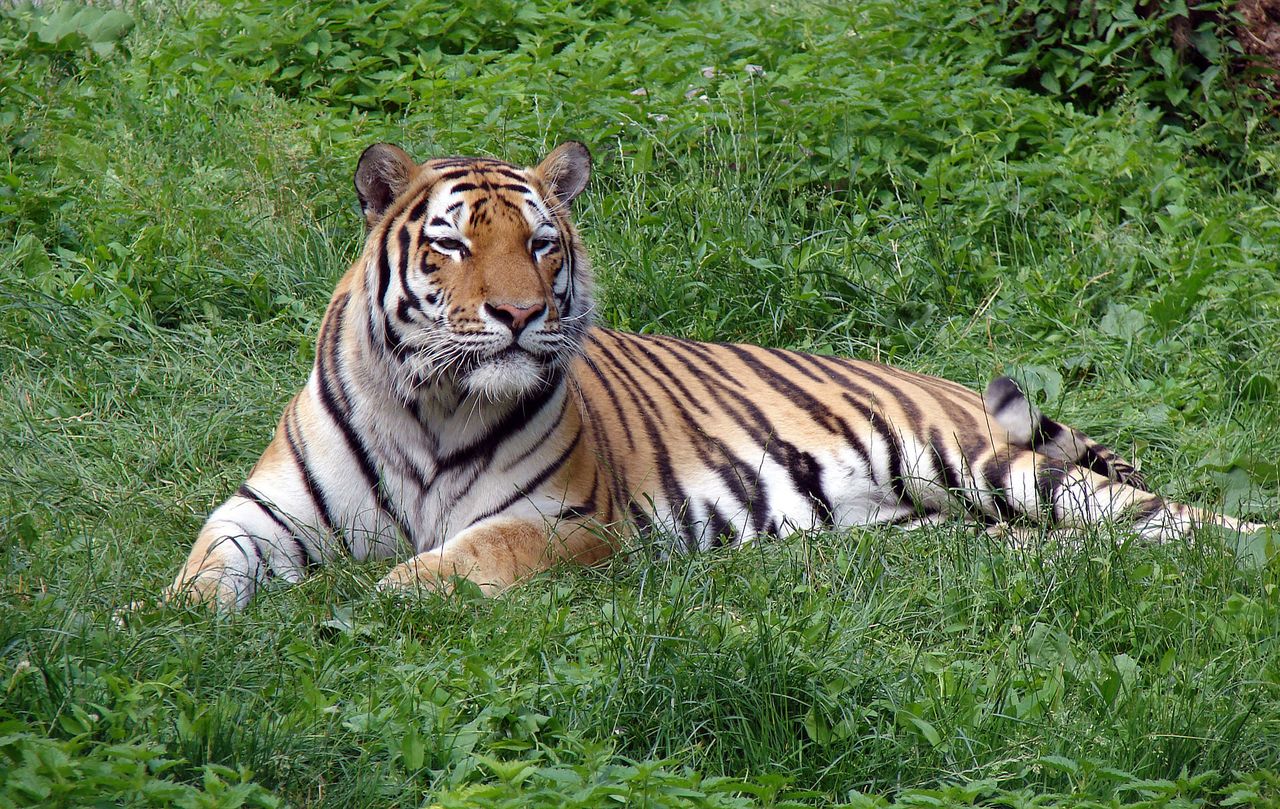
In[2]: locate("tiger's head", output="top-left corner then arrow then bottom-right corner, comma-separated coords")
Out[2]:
352,142 -> 594,402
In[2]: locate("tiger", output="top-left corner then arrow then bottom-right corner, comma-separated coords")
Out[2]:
166,141 -> 1265,610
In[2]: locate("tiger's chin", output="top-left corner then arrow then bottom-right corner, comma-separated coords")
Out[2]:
462,351 -> 548,400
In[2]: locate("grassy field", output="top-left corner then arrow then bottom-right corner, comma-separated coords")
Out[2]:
3,1 -> 1280,806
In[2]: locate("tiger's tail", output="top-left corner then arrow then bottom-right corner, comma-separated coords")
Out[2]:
983,376 -> 1148,491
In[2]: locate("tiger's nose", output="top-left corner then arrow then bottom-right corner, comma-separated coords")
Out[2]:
484,302 -> 545,334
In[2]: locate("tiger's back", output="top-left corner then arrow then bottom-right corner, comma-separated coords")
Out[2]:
164,142 -> 1261,611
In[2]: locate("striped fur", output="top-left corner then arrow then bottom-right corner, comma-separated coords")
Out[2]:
167,142 -> 1264,609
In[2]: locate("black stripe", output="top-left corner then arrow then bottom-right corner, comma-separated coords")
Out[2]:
237,484 -> 291,533
1129,495 -> 1165,524
201,517 -> 266,573
889,509 -> 939,526
387,439 -> 432,498
629,502 -> 656,545
281,408 -> 337,537
314,296 -> 415,549
927,429 -> 993,525
234,532 -> 265,568
395,296 -> 418,323
1034,459 -> 1070,523
582,470 -> 600,519
1120,466 -> 1148,492
651,337 -> 842,532
803,354 -> 970,456
560,243 -> 575,311
497,183 -> 531,194
643,335 -> 817,532
577,351 -> 637,453
407,195 -> 431,223
474,428 -> 583,523
836,392 -> 902,492
706,504 -> 735,548
376,239 -> 392,309
981,456 -> 1018,521
450,182 -> 479,193
928,431 -> 963,494
237,484 -> 319,568
613,332 -> 711,414
594,336 -> 718,544
763,347 -> 826,384
871,409 -> 916,512
555,503 -> 594,521
570,377 -> 627,523
742,345 -> 880,471
502,390 -> 571,471
396,226 -> 421,310
432,158 -> 503,169
434,375 -> 564,472
381,313 -> 404,357
610,334 -> 768,532
990,380 -> 1024,414
787,349 -> 860,386
875,362 -> 988,435
1029,416 -> 1065,451
1083,444 -> 1110,475
587,335 -> 691,541
554,470 -> 599,523
721,344 -> 827,411
827,352 -> 999,474
859,369 -> 927,435
1079,443 -> 1121,483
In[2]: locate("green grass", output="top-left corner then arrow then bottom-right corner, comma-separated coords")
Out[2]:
3,0 -> 1280,806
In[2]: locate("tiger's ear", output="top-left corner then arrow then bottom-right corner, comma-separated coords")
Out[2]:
354,143 -> 418,229
534,141 -> 591,206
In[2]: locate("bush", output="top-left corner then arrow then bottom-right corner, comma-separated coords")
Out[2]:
952,0 -> 1276,164
159,0 -> 661,112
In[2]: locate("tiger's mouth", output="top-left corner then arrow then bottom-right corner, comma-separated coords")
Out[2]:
400,328 -> 575,399
482,337 -> 569,364
462,344 -> 549,399
489,344 -> 529,360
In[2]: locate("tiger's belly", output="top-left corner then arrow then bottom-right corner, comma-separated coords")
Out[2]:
626,446 -> 917,551
573,329 -> 993,551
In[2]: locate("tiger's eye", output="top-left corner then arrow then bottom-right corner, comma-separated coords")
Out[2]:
531,238 -> 555,254
432,237 -> 466,253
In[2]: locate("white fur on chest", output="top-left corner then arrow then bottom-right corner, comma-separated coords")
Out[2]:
345,379 -> 573,556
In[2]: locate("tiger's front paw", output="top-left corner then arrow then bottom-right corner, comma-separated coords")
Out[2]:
376,556 -> 456,597
375,548 -> 510,597
115,574 -> 235,627
162,568 -> 252,612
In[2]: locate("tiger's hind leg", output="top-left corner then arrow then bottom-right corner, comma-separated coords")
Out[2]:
975,376 -> 1264,540
983,448 -> 1263,541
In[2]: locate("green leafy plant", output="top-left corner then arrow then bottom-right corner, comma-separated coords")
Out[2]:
947,0 -> 1276,169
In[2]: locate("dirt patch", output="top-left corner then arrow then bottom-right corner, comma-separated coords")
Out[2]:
1237,0 -> 1280,87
